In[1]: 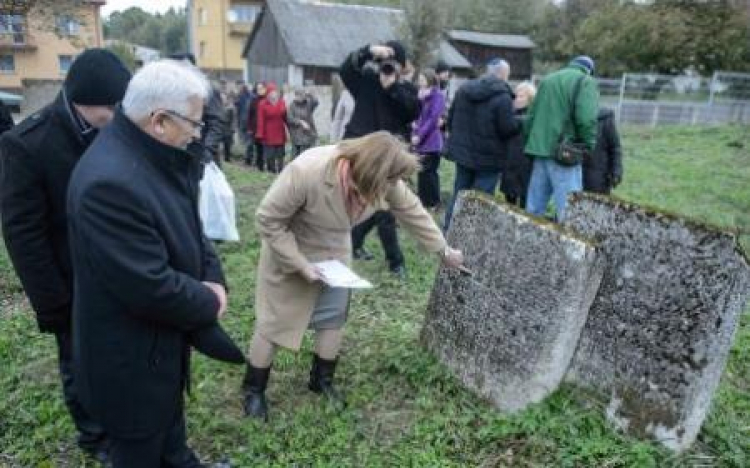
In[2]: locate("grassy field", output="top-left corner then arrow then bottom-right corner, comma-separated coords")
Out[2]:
1,125 -> 748,467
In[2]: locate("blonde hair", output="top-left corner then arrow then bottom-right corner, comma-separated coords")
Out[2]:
336,131 -> 419,202
515,81 -> 537,102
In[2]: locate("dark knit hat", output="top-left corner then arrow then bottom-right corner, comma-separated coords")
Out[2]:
571,55 -> 595,74
385,40 -> 407,66
64,49 -> 131,106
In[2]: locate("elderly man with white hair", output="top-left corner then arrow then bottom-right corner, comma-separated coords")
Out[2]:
443,58 -> 522,230
67,60 -> 239,467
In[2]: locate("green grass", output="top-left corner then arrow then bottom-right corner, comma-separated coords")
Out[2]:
1,125 -> 748,467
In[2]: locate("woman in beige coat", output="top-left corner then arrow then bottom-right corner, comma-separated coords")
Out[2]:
243,131 -> 464,420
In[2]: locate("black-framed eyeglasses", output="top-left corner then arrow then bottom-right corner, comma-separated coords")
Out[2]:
157,109 -> 205,132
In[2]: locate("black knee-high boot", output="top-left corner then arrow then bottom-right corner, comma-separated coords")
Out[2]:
308,354 -> 346,408
242,364 -> 271,420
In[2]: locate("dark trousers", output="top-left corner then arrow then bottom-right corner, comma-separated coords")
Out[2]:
351,210 -> 404,270
110,409 -> 203,468
55,330 -> 107,452
417,152 -> 441,208
265,145 -> 285,174
444,163 -> 500,230
246,139 -> 265,170
222,136 -> 233,162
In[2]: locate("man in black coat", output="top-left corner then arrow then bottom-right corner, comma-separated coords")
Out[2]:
0,49 -> 131,463
443,58 -> 521,230
66,60 -> 238,467
340,41 -> 421,278
583,108 -> 623,194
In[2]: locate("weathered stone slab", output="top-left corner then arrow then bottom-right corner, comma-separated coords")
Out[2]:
421,193 -> 604,412
563,193 -> 750,452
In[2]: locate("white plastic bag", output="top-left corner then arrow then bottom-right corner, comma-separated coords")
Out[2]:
199,162 -> 240,241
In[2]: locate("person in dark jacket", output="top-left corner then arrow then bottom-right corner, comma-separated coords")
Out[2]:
67,60 -> 237,467
412,69 -> 446,209
234,81 -> 250,142
0,99 -> 14,134
220,91 -> 235,162
287,88 -> 319,158
0,49 -> 131,464
340,41 -> 420,278
500,81 -> 537,208
583,108 -> 623,194
246,82 -> 266,169
443,58 -> 521,230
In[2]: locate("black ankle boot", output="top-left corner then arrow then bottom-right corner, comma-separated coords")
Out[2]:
242,364 -> 271,420
308,354 -> 346,409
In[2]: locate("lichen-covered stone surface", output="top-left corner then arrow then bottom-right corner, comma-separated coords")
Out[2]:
421,193 -> 604,412
563,193 -> 750,452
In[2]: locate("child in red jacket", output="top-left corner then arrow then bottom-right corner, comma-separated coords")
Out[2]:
256,83 -> 288,174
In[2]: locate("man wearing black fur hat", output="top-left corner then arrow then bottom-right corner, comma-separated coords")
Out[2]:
340,41 -> 421,279
0,48 -> 131,464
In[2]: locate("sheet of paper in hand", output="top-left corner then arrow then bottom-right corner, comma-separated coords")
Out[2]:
313,260 -> 373,289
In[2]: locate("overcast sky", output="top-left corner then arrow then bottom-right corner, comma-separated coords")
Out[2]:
101,0 -> 188,17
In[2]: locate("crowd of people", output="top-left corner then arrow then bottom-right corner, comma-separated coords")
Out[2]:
0,39 -> 624,467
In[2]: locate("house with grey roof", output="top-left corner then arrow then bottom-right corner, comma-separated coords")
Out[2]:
241,0 -> 472,86
447,30 -> 536,80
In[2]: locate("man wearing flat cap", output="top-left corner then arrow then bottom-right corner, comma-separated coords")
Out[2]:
0,48 -> 132,463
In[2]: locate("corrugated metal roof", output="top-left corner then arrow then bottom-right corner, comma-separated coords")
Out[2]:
448,30 -> 536,49
247,0 -> 471,69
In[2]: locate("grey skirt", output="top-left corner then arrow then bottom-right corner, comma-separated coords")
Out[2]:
308,286 -> 350,330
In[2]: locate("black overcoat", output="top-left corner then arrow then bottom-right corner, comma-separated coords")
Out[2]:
1,92 -> 93,332
67,110 -> 227,438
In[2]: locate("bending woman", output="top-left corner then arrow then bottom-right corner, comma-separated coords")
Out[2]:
243,131 -> 464,420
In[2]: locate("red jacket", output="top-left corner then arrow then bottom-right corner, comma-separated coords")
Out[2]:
256,97 -> 287,146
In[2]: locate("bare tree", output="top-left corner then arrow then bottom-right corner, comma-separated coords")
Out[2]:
399,0 -> 450,73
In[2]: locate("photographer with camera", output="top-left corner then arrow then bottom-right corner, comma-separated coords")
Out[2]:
340,41 -> 420,279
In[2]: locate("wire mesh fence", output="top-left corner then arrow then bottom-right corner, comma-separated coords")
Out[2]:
605,71 -> 750,126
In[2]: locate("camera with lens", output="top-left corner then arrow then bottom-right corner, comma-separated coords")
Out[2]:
377,59 -> 398,76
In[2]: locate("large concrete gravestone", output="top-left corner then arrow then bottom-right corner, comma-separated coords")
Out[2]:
421,193 -> 605,412
562,193 -> 750,452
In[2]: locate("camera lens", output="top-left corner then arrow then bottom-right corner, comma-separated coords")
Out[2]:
380,62 -> 396,75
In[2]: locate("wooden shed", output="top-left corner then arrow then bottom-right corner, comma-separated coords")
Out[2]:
447,30 -> 535,81
242,0 -> 472,86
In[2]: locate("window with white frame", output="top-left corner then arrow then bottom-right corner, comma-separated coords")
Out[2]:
56,16 -> 80,36
0,15 -> 26,44
227,5 -> 260,23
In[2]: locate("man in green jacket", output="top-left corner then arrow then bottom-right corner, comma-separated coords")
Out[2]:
524,56 -> 599,221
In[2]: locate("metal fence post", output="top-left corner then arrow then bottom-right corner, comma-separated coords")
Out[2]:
617,73 -> 626,124
707,71 -> 719,124
707,71 -> 718,107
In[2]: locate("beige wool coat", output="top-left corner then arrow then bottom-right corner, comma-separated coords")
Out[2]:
254,145 -> 447,350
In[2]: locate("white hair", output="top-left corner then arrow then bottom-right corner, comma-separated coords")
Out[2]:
122,59 -> 210,122
487,59 -> 510,80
